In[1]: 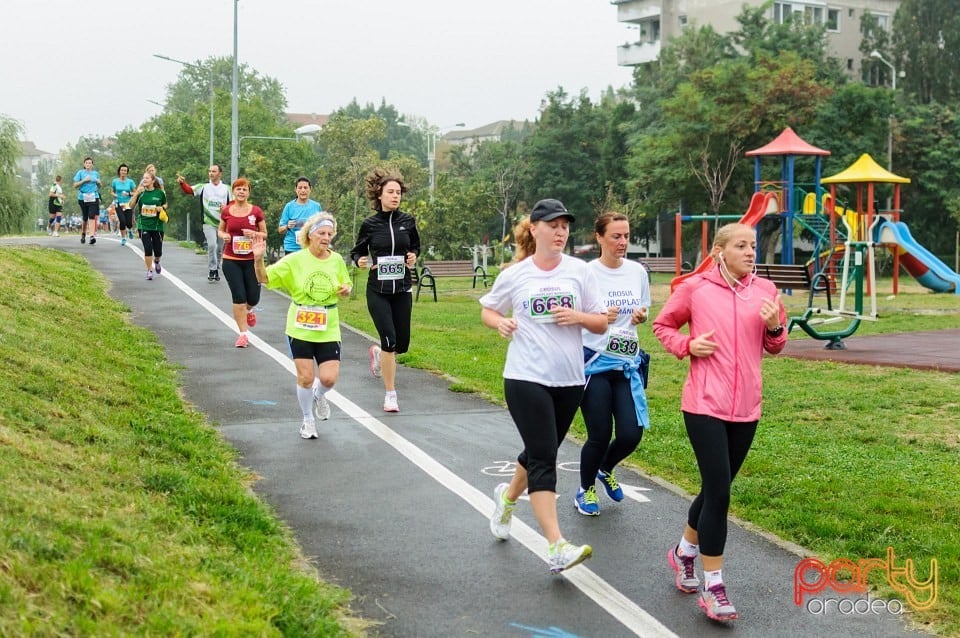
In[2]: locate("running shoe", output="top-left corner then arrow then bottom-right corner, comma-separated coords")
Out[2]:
369,344 -> 382,378
120,237 -> 126,246
214,270 -> 220,282
668,545 -> 700,593
548,539 -> 593,574
313,392 -> 331,421
699,583 -> 739,622
299,419 -> 318,440
234,333 -> 249,348
574,486 -> 600,516
81,234 -> 86,244
89,236 -> 96,245
246,311 -> 256,328
128,230 -> 134,240
489,483 -> 516,541
52,231 -> 59,237
145,270 -> 153,281
208,270 -> 216,283
383,393 -> 399,413
154,261 -> 161,274
597,469 -> 624,501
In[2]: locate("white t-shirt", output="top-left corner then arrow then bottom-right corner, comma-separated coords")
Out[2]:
480,254 -> 604,386
582,259 -> 652,354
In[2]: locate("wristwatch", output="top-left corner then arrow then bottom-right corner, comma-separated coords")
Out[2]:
766,324 -> 785,337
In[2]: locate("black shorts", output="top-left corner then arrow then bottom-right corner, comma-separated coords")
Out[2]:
48,202 -> 62,215
287,337 -> 341,364
79,200 -> 99,221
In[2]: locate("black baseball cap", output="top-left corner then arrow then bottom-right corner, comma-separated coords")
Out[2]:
530,198 -> 575,223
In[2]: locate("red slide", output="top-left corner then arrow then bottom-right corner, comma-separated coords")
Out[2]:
669,191 -> 779,292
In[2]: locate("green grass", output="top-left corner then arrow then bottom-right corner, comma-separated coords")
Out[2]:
342,271 -> 960,637
0,247 -> 363,636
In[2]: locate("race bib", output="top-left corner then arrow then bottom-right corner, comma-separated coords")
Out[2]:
529,290 -> 576,324
82,192 -> 97,203
232,235 -> 252,255
376,255 -> 405,281
294,305 -> 328,331
141,205 -> 158,218
604,326 -> 640,359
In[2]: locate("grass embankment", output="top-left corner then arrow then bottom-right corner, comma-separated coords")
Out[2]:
0,247 -> 361,636
342,271 -> 959,637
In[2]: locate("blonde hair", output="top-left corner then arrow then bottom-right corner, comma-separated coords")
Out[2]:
712,223 -> 754,262
505,216 -> 536,267
298,212 -> 338,247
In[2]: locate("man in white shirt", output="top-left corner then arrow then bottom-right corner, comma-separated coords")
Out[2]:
177,164 -> 232,282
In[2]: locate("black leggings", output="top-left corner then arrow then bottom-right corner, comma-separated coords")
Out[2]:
683,411 -> 757,556
117,209 -> 134,231
579,369 -> 643,489
141,230 -> 163,258
366,286 -> 412,354
504,379 -> 583,494
221,259 -> 261,306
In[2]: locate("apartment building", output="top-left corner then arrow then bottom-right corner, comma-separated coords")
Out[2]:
611,0 -> 901,76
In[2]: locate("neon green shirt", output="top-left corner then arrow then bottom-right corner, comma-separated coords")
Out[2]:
266,248 -> 350,343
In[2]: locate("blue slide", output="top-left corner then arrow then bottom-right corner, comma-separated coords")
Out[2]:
875,220 -> 960,294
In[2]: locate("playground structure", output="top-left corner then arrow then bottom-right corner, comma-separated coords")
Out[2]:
667,127 -> 960,349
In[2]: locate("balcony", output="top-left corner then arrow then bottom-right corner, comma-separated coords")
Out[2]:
614,0 -> 662,24
617,40 -> 661,66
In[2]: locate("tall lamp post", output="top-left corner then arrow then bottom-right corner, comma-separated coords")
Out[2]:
153,54 -> 214,166
428,123 -> 465,194
230,0 -> 240,183
870,50 -> 897,172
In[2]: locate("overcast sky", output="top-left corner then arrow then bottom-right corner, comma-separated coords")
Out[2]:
3,0 -> 635,154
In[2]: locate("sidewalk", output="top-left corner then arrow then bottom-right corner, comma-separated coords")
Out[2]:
4,236 -> 926,637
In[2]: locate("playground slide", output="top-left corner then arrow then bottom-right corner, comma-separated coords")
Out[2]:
876,220 -> 960,295
670,191 -> 779,292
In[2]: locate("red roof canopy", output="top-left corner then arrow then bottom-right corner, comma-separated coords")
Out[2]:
745,127 -> 830,157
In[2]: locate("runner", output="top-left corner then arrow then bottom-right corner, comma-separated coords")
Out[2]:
218,177 -> 266,348
348,168 -> 420,413
72,157 -> 101,245
479,198 -> 607,575
112,164 -> 137,246
277,177 -> 322,255
251,213 -> 352,439
177,164 -> 231,282
129,171 -> 167,280
574,212 -> 651,517
47,175 -> 64,237
652,222 -> 787,622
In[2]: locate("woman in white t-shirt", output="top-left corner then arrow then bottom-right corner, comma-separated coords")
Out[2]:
479,198 -> 607,575
575,212 -> 652,517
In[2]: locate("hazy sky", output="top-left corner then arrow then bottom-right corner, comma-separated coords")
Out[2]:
3,0 -> 635,154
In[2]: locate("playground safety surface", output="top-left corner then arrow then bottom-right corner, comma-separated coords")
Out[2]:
783,328 -> 960,372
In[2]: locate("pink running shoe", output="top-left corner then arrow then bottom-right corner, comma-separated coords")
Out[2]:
234,333 -> 249,348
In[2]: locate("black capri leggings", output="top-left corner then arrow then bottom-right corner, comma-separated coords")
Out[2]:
117,208 -> 134,231
140,230 -> 163,258
366,286 -> 412,354
221,258 -> 261,306
579,369 -> 643,489
504,379 -> 583,494
683,411 -> 758,556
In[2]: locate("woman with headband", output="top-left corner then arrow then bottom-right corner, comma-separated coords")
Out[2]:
252,213 -> 352,440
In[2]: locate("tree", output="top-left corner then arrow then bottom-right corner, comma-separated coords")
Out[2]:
890,0 -> 960,104
0,116 -> 32,234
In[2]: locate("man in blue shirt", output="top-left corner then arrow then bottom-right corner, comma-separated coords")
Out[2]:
277,177 -> 322,255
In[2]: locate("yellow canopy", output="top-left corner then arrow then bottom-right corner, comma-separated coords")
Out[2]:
822,153 -> 911,184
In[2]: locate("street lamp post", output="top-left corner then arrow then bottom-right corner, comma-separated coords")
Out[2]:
428,123 -> 465,194
231,0 -> 239,183
870,50 -> 897,172
153,54 -> 214,166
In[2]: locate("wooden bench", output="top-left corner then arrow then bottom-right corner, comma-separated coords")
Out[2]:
638,257 -> 692,274
755,263 -> 834,308
416,260 -> 492,302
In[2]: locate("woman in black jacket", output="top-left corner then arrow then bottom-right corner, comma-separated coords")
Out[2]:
349,168 -> 420,413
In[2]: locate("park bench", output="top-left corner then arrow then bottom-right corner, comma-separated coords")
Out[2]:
416,260 -> 492,302
755,263 -> 834,308
638,257 -> 692,274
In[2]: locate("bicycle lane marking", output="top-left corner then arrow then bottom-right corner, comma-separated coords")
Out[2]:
148,259 -> 678,638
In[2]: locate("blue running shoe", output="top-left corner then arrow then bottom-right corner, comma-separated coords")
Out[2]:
597,469 -> 624,501
574,486 -> 600,516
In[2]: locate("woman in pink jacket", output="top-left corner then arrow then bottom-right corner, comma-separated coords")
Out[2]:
652,222 -> 787,622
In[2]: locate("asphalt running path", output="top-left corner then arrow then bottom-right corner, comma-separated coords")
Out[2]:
7,235 -> 924,638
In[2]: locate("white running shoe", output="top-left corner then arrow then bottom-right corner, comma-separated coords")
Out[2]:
313,392 -> 331,421
369,344 -> 382,378
489,483 -> 516,541
699,583 -> 739,621
299,419 -> 318,440
383,393 -> 399,413
548,539 -> 593,574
